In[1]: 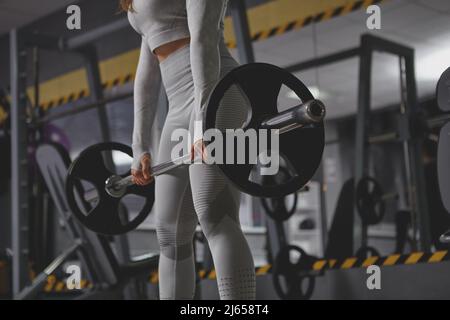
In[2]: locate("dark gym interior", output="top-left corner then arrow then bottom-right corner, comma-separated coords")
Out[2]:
1,0 -> 450,302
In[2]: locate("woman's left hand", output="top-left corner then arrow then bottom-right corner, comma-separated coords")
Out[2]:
191,139 -> 207,162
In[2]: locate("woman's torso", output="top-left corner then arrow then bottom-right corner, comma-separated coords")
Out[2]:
128,0 -> 191,52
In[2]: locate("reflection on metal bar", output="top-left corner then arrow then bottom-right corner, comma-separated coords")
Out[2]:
368,132 -> 398,144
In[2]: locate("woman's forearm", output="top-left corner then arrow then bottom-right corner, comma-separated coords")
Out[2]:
186,0 -> 228,142
132,37 -> 162,170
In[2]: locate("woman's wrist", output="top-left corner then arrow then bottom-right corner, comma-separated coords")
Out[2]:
131,144 -> 151,170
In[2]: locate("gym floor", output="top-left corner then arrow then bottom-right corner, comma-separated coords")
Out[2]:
1,0 -> 450,305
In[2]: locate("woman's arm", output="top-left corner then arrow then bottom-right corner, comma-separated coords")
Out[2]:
131,37 -> 162,171
186,0 -> 228,144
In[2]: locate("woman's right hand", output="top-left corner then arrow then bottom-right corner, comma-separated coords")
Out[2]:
131,153 -> 153,185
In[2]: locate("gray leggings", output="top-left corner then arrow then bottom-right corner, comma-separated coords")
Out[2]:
156,44 -> 255,300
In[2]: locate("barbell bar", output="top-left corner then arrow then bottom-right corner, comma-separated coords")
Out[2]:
104,100 -> 325,198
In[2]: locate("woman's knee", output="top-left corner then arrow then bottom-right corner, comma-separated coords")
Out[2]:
193,187 -> 240,238
155,218 -> 195,260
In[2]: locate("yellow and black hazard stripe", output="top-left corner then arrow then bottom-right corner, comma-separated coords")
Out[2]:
227,0 -> 387,48
43,275 -> 92,293
39,73 -> 135,111
312,250 -> 450,272
41,250 -> 449,291
147,250 -> 449,284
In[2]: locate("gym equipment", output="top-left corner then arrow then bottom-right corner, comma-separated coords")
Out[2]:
438,122 -> 450,213
325,178 -> 354,259
299,218 -> 315,230
31,143 -> 159,300
437,67 -> 450,112
260,167 -> 299,222
205,63 -> 325,198
66,142 -> 156,235
395,210 -> 412,254
356,176 -> 397,226
356,177 -> 385,225
259,168 -> 317,299
272,245 -> 317,300
66,63 -> 326,235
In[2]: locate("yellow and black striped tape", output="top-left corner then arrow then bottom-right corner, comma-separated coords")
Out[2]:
147,250 -> 449,284
39,73 -> 135,111
41,250 -> 449,292
312,250 -> 449,272
226,0 -> 387,48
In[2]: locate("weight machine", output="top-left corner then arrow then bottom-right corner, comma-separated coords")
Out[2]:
285,33 -> 432,253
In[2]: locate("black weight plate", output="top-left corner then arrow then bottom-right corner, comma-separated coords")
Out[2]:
261,167 -> 298,221
438,122 -> 450,212
205,63 -> 324,198
65,142 -> 154,235
356,176 -> 385,225
437,67 -> 450,112
272,245 -> 316,300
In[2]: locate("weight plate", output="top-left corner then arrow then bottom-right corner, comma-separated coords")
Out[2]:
65,142 -> 154,235
272,245 -> 316,300
204,63 -> 324,198
437,67 -> 450,112
261,167 -> 298,221
356,176 -> 385,225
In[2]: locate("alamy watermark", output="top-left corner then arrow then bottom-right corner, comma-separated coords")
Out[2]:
366,265 -> 381,290
366,5 -> 381,30
66,5 -> 81,30
171,121 -> 280,175
66,264 -> 81,290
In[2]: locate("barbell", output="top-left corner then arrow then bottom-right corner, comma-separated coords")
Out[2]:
65,63 -> 327,235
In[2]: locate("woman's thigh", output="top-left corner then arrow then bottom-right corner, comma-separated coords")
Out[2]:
155,117 -> 197,246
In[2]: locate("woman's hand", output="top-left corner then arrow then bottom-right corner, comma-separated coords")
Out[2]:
131,153 -> 153,185
191,139 -> 207,162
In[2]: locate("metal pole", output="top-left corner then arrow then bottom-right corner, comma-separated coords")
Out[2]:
65,18 -> 129,51
404,54 -> 431,251
353,35 -> 372,251
285,47 -> 360,74
80,45 -> 115,170
230,0 -> 255,64
35,91 -> 133,125
10,29 -> 30,297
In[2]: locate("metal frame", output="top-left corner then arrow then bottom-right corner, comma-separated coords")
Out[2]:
286,33 -> 431,252
230,0 -> 255,64
10,25 -> 130,297
10,29 -> 30,297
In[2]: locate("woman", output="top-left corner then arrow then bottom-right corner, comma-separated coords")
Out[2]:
122,0 -> 256,300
